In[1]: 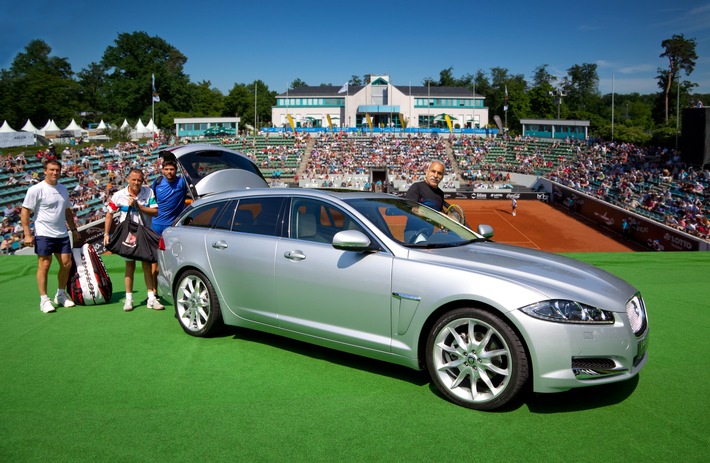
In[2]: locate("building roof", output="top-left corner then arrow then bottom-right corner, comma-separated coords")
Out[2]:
278,85 -> 481,98
520,119 -> 590,126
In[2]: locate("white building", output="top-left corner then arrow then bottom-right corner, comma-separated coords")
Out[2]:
272,75 -> 488,130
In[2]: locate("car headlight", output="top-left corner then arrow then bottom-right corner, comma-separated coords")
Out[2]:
520,300 -> 615,324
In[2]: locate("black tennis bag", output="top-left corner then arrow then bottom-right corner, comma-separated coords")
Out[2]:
106,218 -> 160,263
68,243 -> 113,305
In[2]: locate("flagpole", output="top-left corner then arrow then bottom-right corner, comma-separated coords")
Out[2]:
611,74 -> 615,142
152,74 -> 155,136
254,82 -> 257,135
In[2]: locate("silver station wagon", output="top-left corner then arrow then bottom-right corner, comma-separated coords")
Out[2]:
157,146 -> 649,410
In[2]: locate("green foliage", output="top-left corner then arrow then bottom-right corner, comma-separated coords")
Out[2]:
0,40 -> 80,128
649,126 -> 679,147
100,32 -> 191,120
658,34 -> 698,122
0,33 -> 704,150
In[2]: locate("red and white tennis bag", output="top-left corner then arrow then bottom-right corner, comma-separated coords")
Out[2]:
68,243 -> 113,305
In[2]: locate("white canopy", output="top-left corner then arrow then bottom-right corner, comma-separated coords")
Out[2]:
40,119 -> 61,134
120,119 -> 130,129
145,118 -> 159,133
0,120 -> 15,132
96,120 -> 107,130
21,119 -> 39,134
64,119 -> 82,131
135,119 -> 148,132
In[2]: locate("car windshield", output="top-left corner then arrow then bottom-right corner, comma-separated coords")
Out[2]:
344,197 -> 482,247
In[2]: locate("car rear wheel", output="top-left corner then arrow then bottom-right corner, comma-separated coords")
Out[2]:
174,269 -> 222,337
426,307 -> 529,410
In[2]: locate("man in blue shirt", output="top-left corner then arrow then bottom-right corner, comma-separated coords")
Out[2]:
151,159 -> 188,235
151,158 -> 188,297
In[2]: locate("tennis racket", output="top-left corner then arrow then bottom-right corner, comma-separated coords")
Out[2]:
445,204 -> 466,225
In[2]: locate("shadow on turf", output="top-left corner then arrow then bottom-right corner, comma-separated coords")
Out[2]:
526,375 -> 640,413
221,325 -> 430,386
212,325 -> 641,413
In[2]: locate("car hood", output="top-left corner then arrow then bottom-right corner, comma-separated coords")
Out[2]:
411,242 -> 637,311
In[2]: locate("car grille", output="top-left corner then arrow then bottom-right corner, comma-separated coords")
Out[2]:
625,294 -> 647,336
572,357 -> 622,379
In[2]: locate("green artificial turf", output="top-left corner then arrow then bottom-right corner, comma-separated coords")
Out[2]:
0,252 -> 708,462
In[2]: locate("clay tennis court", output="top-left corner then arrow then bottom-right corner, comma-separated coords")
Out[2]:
457,200 -> 644,252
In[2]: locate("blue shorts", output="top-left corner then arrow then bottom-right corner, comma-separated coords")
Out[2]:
152,223 -> 170,236
35,236 -> 72,256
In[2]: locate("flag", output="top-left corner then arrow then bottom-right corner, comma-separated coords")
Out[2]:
151,74 -> 160,102
338,82 -> 349,94
504,85 -> 509,111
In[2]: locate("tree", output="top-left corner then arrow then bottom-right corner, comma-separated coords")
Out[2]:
77,62 -> 107,115
100,32 -> 191,120
187,80 -> 224,117
562,63 -> 600,115
289,78 -> 307,89
437,67 -> 457,87
349,75 -> 363,86
0,39 -> 79,128
224,80 -> 275,130
532,64 -> 557,89
529,65 -> 558,119
658,34 -> 698,123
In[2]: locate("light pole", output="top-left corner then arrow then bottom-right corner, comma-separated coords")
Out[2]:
675,72 -> 680,151
548,89 -> 566,119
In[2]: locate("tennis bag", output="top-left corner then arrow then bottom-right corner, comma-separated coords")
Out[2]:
68,243 -> 113,305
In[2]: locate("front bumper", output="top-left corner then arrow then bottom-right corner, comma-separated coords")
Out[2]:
508,309 -> 649,393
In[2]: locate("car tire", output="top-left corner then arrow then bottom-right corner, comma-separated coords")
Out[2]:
425,307 -> 529,410
174,269 -> 223,337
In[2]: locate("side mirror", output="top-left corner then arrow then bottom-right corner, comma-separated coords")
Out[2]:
332,230 -> 375,252
477,224 -> 494,239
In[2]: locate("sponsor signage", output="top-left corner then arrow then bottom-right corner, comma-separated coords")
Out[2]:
552,182 -> 707,251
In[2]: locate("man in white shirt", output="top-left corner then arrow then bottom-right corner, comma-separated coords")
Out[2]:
103,168 -> 162,311
21,160 -> 80,313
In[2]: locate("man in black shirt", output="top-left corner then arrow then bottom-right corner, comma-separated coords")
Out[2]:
405,160 -> 449,212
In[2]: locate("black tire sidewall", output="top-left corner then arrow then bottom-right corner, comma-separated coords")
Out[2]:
425,307 -> 529,410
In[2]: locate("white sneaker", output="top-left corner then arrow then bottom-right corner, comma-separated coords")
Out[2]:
40,299 -> 56,313
54,293 -> 76,308
147,298 -> 165,310
123,299 -> 134,312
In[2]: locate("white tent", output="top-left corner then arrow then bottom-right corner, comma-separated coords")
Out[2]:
21,119 -> 39,134
40,119 -> 61,135
0,120 -> 16,132
146,118 -> 159,133
64,119 -> 82,131
135,119 -> 148,132
96,120 -> 107,130
120,119 -> 130,130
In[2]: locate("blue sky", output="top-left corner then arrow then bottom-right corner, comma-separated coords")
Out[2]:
2,0 -> 709,96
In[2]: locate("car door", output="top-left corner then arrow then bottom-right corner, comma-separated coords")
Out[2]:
274,198 -> 394,352
205,196 -> 286,325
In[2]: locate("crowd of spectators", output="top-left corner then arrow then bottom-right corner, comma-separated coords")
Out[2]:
1,139 -> 165,254
548,141 -> 709,240
2,132 -> 708,252
300,132 -> 456,191
204,132 -> 306,180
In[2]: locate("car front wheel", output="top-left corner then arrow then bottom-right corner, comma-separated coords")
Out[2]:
426,307 -> 529,410
174,269 -> 222,337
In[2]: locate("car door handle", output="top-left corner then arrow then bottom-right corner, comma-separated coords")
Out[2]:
284,250 -> 306,261
212,240 -> 229,250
